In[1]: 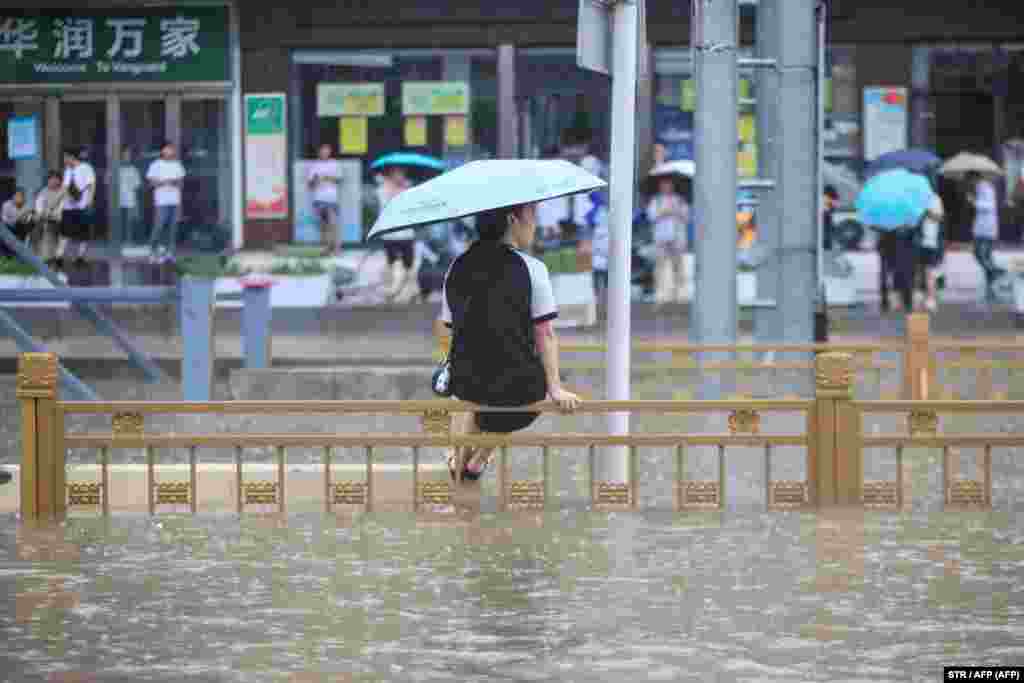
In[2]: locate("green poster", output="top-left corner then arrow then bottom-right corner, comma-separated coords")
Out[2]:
680,79 -> 696,112
246,95 -> 284,136
0,8 -> 229,83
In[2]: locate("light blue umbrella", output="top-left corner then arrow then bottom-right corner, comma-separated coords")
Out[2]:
854,168 -> 934,232
370,152 -> 446,172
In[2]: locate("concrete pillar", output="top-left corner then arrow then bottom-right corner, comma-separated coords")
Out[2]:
180,277 -> 215,401
692,0 -> 739,397
497,44 -> 518,158
776,0 -> 819,342
635,42 -> 655,179
243,280 -> 273,369
753,0 -> 781,343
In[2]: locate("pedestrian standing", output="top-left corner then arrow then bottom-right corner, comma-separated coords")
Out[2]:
376,166 -> 415,299
307,142 -> 341,256
32,172 -> 65,266
118,146 -> 143,247
145,142 -> 186,262
918,187 -> 945,313
647,177 -> 690,305
589,191 -> 610,304
965,170 -> 1004,301
60,147 -> 97,264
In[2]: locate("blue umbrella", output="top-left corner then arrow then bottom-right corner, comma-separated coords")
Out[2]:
865,149 -> 941,179
855,168 -> 935,232
370,152 -> 446,173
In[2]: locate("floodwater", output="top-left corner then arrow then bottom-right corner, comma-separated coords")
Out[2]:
2,505 -> 1023,683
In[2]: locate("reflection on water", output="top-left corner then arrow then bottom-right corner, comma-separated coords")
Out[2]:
2,509 -> 1023,682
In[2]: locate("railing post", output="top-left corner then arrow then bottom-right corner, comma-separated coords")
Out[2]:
813,352 -> 859,506
17,352 -> 60,521
904,312 -> 933,399
242,276 -> 273,369
180,276 -> 216,401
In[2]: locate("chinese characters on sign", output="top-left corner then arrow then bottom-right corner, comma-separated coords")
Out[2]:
0,9 -> 228,82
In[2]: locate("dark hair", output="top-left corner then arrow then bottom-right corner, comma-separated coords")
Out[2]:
14,187 -> 25,196
824,184 -> 839,199
47,170 -> 62,181
62,147 -> 79,160
475,206 -> 518,242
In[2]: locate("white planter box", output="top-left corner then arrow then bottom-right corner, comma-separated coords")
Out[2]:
737,271 -> 757,304
0,274 -> 70,308
215,275 -> 331,308
552,271 -> 596,328
825,275 -> 858,306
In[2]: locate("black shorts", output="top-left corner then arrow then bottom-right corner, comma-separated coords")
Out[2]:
475,410 -> 539,434
384,240 -> 414,268
919,247 -> 942,269
60,208 -> 93,241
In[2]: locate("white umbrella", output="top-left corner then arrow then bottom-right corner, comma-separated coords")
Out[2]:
649,160 -> 696,178
366,159 -> 606,240
940,152 -> 1003,180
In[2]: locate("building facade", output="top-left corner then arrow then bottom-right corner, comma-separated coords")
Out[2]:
1,2 -> 1022,253
0,1 -> 240,251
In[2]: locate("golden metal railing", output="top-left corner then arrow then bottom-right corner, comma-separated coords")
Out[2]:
439,313 -> 1024,400
16,349 -> 1024,520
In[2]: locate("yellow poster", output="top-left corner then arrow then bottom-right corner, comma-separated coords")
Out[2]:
339,116 -> 368,155
739,78 -> 751,101
444,115 -> 467,147
404,116 -> 427,146
738,114 -> 756,144
680,79 -> 696,112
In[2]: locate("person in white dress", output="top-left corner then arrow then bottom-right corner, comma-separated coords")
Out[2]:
647,177 -> 690,305
307,143 -> 342,256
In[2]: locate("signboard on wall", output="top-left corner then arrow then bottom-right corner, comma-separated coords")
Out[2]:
7,115 -> 38,160
401,82 -> 470,116
316,83 -> 385,117
245,94 -> 288,220
863,87 -> 908,161
293,160 -> 363,245
0,8 -> 229,83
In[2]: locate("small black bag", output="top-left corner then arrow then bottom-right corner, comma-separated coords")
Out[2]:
431,296 -> 470,398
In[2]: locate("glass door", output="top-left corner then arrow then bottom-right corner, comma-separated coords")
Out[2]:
59,99 -> 109,243
118,99 -> 167,247
182,97 -> 231,253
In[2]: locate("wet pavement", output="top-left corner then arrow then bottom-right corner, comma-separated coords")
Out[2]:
1,507 -> 1023,683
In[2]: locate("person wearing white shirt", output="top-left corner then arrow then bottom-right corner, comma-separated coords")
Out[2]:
118,146 -> 143,246
966,170 -> 1004,301
60,147 -> 97,263
32,171 -> 64,264
646,177 -> 690,305
146,142 -> 186,261
307,143 -> 342,256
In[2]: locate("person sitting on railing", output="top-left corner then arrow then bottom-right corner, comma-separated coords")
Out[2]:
1,187 -> 34,258
441,201 -> 581,483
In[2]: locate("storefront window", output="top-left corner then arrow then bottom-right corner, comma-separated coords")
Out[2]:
652,48 -> 759,176
182,98 -> 232,252
291,49 -> 497,242
0,102 -> 46,209
516,49 -> 611,165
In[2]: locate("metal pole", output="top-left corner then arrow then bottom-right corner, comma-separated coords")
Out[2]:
692,0 -> 739,395
754,0 -> 781,343
777,0 -> 818,343
179,277 -> 215,401
230,2 -> 245,251
602,0 -> 639,486
816,0 -> 827,294
0,309 -> 99,400
0,288 -> 176,303
242,282 -> 272,369
0,225 -> 170,384
497,44 -> 519,158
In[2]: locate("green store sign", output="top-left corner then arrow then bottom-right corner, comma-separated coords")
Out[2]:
0,8 -> 229,83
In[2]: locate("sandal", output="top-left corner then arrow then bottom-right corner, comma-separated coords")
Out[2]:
447,451 -> 489,482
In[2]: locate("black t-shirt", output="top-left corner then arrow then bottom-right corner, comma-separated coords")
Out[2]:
440,241 -> 558,406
